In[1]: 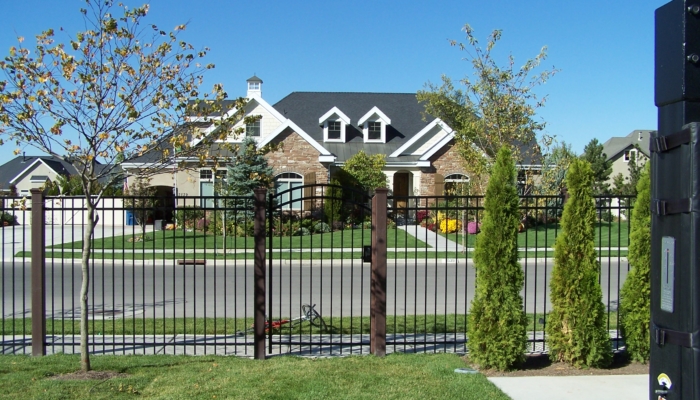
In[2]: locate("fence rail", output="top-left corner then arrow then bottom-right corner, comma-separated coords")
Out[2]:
0,188 -> 634,357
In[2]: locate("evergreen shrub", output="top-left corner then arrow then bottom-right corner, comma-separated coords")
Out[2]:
546,159 -> 612,368
619,163 -> 651,363
467,147 -> 527,370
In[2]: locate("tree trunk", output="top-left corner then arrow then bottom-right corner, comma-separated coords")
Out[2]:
80,203 -> 95,372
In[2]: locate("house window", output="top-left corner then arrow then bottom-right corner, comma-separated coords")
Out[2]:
328,121 -> 341,140
199,169 -> 228,208
275,172 -> 303,210
368,121 -> 382,141
624,149 -> 637,162
444,174 -> 470,195
246,119 -> 261,137
248,81 -> 260,91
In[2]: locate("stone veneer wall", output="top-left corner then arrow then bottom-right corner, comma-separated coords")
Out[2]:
420,140 -> 468,195
264,130 -> 328,183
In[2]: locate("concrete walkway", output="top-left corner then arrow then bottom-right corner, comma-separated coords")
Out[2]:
398,224 -> 465,251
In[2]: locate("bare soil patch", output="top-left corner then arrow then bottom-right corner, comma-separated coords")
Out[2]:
469,353 -> 649,377
48,370 -> 128,381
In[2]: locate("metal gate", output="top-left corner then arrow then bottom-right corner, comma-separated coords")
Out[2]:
265,184 -> 375,355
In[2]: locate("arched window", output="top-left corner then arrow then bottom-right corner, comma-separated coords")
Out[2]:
444,173 -> 470,195
275,172 -> 303,209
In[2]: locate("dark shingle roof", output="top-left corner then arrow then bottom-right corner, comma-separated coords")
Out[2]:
272,92 -> 431,162
0,155 -> 77,191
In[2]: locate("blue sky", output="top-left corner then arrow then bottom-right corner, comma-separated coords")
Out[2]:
0,0 -> 664,161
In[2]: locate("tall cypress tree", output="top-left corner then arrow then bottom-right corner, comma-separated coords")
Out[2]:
619,162 -> 651,362
468,147 -> 527,370
546,159 -> 612,367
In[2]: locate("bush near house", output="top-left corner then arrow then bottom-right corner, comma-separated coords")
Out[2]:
174,206 -> 205,229
546,159 -> 612,368
468,147 -> 527,371
0,212 -> 17,226
619,162 -> 651,363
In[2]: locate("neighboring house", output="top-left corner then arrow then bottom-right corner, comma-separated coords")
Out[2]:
601,129 -> 654,187
0,154 -> 122,197
0,154 -> 76,196
122,76 -> 542,212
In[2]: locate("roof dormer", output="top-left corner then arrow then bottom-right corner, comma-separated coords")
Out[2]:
246,75 -> 262,98
318,107 -> 351,143
358,106 -> 391,143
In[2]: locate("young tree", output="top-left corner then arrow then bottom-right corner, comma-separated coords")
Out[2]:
341,150 -> 387,194
546,159 -> 612,368
581,138 -> 612,195
468,147 -> 527,370
123,177 -> 156,238
417,25 -> 557,193
535,141 -> 576,195
619,162 -> 651,363
0,1 -> 238,371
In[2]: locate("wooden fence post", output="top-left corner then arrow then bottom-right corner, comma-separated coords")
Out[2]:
370,188 -> 388,356
253,188 -> 267,360
30,188 -> 46,356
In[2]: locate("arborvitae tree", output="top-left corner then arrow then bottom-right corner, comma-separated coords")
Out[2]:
546,159 -> 612,368
324,178 -> 343,224
619,162 -> 651,363
468,147 -> 527,370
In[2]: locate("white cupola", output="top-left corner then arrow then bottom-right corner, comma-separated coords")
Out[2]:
246,75 -> 262,98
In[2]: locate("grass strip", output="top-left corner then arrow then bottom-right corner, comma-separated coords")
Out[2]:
0,353 -> 508,400
49,228 -> 425,250
17,250 -> 628,259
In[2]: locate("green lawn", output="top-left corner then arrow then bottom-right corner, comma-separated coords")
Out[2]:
440,221 -> 630,249
0,353 -> 508,400
49,228 -> 425,250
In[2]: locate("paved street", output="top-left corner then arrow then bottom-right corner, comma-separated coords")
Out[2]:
2,258 -> 629,320
1,223 -> 630,321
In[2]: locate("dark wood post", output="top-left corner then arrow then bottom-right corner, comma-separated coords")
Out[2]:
253,188 -> 267,360
370,188 -> 388,356
30,188 -> 46,356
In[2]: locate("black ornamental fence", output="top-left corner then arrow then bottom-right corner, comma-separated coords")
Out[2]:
0,187 -> 634,358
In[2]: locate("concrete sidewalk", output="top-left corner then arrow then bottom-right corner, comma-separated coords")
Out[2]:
488,374 -> 648,400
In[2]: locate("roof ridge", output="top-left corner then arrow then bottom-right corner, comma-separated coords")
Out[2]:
283,91 -> 417,95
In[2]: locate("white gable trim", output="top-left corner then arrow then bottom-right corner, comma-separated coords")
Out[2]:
9,158 -> 60,185
258,119 -> 333,156
357,106 -> 391,126
318,107 -> 351,125
189,97 -> 286,147
389,118 -> 452,157
419,132 -> 456,161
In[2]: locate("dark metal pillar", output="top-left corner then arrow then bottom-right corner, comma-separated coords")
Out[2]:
651,1 -> 700,398
253,188 -> 267,360
370,188 -> 388,356
30,189 -> 45,356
